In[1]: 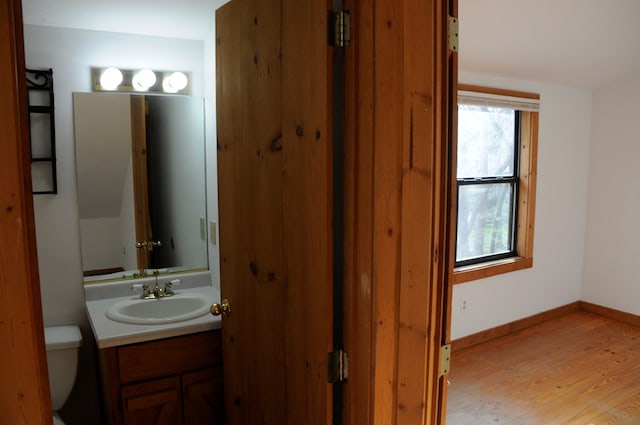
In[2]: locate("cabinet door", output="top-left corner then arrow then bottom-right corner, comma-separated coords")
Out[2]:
182,368 -> 225,425
121,376 -> 182,425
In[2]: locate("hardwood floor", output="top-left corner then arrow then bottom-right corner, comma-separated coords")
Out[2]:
446,311 -> 640,425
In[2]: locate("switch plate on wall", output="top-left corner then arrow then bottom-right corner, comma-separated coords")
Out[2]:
209,221 -> 217,245
200,217 -> 206,240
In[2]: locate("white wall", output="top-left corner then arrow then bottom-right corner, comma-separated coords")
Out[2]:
79,217 -> 123,270
24,24 -> 218,424
451,72 -> 593,340
582,72 -> 640,313
204,25 -> 220,286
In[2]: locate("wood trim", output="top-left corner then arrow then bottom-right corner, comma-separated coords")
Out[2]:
0,0 -> 52,422
458,83 -> 540,100
452,257 -> 532,284
451,301 -> 640,354
370,1 -> 404,423
580,301 -> 640,328
517,111 -> 538,260
353,1 -> 452,424
130,96 -> 151,269
84,267 -> 125,277
444,0 -> 459,347
451,302 -> 581,352
440,0 -> 459,422
396,0 -> 448,421
343,0 -> 375,423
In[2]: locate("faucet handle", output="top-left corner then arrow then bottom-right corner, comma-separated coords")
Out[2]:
163,279 -> 182,296
131,283 -> 152,299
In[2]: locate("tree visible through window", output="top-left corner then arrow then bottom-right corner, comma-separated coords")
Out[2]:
456,105 -> 519,266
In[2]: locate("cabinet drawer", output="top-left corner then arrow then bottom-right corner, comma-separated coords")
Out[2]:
118,330 -> 221,383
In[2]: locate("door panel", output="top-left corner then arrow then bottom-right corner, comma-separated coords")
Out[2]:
182,368 -> 225,425
215,0 -> 333,424
281,1 -> 333,423
0,1 -> 51,423
121,377 -> 182,425
216,1 -> 285,423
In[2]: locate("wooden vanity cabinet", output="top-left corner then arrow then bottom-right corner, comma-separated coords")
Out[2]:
98,330 -> 224,425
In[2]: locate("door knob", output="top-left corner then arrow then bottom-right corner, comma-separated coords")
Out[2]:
210,299 -> 231,316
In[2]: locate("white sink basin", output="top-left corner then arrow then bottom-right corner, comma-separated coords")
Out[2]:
106,293 -> 212,325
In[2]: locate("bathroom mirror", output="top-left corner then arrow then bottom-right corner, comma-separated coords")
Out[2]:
73,92 -> 208,283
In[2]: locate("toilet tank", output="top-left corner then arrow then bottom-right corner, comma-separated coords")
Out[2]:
44,326 -> 82,411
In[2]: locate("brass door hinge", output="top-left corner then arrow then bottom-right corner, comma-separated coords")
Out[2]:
328,349 -> 349,383
448,16 -> 459,52
439,344 -> 451,377
330,11 -> 351,47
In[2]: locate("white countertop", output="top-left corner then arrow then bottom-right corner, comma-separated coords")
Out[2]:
85,275 -> 222,349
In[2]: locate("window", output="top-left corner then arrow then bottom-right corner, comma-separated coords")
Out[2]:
453,85 -> 539,284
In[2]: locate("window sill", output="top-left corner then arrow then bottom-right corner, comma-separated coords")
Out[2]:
452,256 -> 533,284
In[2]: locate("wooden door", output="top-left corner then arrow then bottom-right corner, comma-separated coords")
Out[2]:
0,0 -> 51,423
216,0 -> 333,424
130,96 -> 152,269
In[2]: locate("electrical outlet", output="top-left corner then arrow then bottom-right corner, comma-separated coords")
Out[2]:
461,299 -> 468,312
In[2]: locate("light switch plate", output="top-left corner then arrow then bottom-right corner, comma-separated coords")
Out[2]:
209,221 -> 217,245
200,217 -> 206,240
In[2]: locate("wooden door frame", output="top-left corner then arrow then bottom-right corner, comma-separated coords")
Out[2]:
0,0 -> 52,422
343,0 -> 455,424
130,96 -> 152,270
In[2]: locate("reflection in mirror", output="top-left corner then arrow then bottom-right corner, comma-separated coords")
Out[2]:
73,93 -> 208,283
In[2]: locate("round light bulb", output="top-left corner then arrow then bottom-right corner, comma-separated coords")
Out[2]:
99,67 -> 123,90
132,69 -> 157,91
162,71 -> 188,93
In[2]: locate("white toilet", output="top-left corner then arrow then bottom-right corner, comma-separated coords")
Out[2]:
44,325 -> 82,425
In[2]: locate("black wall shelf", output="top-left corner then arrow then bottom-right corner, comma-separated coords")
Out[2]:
26,68 -> 57,194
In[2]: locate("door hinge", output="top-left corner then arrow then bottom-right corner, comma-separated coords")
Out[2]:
328,349 -> 349,383
448,15 -> 459,52
439,344 -> 451,377
330,11 -> 351,48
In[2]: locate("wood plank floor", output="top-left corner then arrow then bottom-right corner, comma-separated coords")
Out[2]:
446,311 -> 640,425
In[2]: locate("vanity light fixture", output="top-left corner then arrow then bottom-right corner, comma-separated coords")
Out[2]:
99,67 -> 123,90
92,67 -> 191,94
162,71 -> 189,93
132,68 -> 157,91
